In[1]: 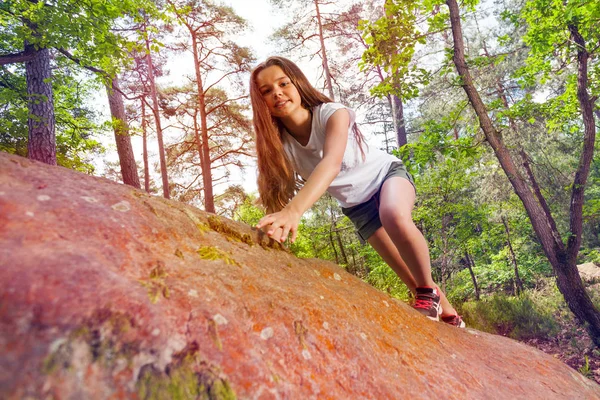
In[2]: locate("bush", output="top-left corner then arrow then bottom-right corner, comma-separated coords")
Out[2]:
579,248 -> 600,265
366,262 -> 412,302
460,292 -> 559,340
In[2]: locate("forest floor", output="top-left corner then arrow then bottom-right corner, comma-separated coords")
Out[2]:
523,315 -> 600,385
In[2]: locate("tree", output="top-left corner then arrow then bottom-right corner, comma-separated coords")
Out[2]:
398,115 -> 486,293
161,83 -> 254,208
0,59 -> 101,173
360,0 -> 600,345
364,0 -> 600,343
106,76 -> 141,188
361,1 -> 432,149
446,0 -> 600,343
0,0 -> 155,186
166,0 -> 254,213
121,56 -> 153,193
135,16 -> 171,197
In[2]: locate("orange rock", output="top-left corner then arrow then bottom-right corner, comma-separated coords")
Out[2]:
1,152 -> 599,399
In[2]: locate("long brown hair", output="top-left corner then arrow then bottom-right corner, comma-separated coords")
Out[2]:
250,56 -> 365,213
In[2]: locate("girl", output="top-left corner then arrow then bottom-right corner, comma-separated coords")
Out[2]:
250,56 -> 464,328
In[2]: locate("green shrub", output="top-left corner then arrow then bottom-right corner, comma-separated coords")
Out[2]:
446,268 -> 479,305
366,262 -> 412,302
460,292 -> 559,340
579,248 -> 600,265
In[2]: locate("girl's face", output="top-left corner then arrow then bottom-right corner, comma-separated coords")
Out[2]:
255,65 -> 303,119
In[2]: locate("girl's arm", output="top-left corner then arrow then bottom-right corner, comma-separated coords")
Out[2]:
257,109 -> 350,243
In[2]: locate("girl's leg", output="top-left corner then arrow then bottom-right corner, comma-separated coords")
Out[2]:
368,227 -> 417,291
378,176 -> 434,287
368,226 -> 457,316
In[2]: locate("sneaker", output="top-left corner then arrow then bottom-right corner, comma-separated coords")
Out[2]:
413,287 -> 442,321
441,314 -> 466,328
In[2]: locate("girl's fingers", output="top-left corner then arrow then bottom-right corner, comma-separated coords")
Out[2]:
291,228 -> 298,243
280,225 -> 291,243
269,226 -> 284,242
257,215 -> 275,229
267,222 -> 281,235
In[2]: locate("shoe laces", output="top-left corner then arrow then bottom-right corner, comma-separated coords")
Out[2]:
414,297 -> 434,310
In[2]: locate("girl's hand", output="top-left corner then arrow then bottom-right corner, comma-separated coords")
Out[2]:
256,208 -> 301,243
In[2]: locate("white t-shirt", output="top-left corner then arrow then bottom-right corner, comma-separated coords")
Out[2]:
281,102 -> 403,208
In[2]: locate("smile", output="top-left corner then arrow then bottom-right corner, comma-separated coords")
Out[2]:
274,100 -> 289,109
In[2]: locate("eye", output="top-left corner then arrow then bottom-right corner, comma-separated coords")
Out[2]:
261,88 -> 271,95
281,81 -> 289,87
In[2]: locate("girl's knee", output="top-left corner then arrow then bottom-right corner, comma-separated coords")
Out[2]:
380,209 -> 415,236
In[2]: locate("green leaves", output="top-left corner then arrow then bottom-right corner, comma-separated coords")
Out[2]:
2,0 -> 161,77
360,0 -> 427,101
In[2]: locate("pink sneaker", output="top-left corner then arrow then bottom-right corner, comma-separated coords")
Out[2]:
441,314 -> 466,328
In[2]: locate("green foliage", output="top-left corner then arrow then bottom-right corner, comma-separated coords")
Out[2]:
365,261 -> 412,302
395,111 -> 497,294
360,0 -> 432,101
1,0 -> 161,77
579,356 -> 593,379
513,0 -> 600,131
461,293 -> 559,340
359,0 -> 600,341
232,194 -> 265,227
285,194 -> 358,267
0,62 -> 104,172
0,0 -> 163,172
579,249 -> 600,265
581,150 -> 600,249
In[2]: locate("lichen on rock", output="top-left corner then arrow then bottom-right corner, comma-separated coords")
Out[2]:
196,246 -> 240,267
136,344 -> 236,400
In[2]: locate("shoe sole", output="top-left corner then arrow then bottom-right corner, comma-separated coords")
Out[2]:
441,317 -> 466,328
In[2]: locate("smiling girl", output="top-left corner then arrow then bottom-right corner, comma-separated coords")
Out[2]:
249,56 -> 464,327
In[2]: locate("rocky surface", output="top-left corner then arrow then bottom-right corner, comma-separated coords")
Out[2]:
1,151 -> 599,399
578,263 -> 600,282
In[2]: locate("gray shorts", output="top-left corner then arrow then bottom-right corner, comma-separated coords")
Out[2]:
341,162 -> 415,242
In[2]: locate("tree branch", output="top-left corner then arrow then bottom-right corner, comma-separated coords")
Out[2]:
0,48 -> 36,65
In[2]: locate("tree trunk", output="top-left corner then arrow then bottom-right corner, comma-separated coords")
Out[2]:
25,45 -> 56,165
335,230 -> 348,265
145,33 -> 170,199
190,35 -> 215,213
351,247 -> 358,273
329,229 -> 340,264
105,77 -> 140,189
465,252 -> 480,300
391,95 -> 407,148
314,0 -> 335,100
439,214 -> 452,293
446,0 -> 600,344
502,216 -> 523,295
141,99 -> 150,193
329,204 -> 348,264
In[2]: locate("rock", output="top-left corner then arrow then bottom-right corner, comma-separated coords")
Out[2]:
0,151 -> 599,399
578,262 -> 600,282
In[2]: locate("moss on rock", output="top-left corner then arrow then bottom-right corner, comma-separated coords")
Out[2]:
136,345 -> 236,400
207,216 -> 254,246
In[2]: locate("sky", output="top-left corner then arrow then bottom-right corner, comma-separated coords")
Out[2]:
225,0 -> 279,61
